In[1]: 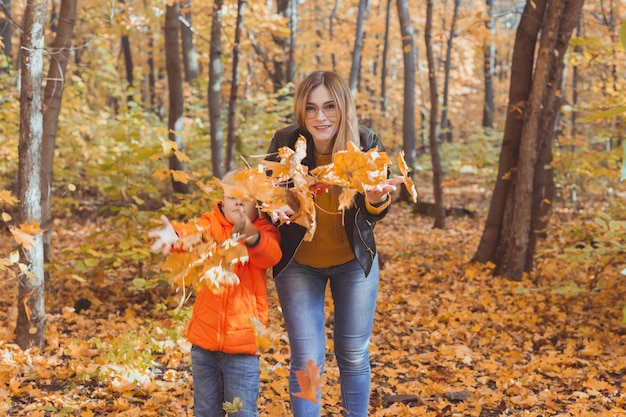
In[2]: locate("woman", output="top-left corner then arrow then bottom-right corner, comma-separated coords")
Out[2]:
266,71 -> 401,417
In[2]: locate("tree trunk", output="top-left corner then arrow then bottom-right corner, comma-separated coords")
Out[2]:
248,0 -> 295,92
570,19 -> 582,138
396,0 -> 417,203
527,2 -> 582,271
439,0 -> 460,143
473,0 -> 546,266
164,2 -> 190,194
380,0 -> 391,112
425,0 -> 446,229
209,0 -> 224,178
41,0 -> 77,268
147,32 -> 158,116
15,0 -> 47,350
474,0 -> 584,280
121,34 -> 133,103
1,0 -> 12,59
482,0 -> 495,128
285,0 -> 296,84
348,0 -> 368,94
225,0 -> 245,172
329,0 -> 338,69
179,0 -> 198,85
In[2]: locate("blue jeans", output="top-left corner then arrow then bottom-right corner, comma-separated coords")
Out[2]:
191,345 -> 260,417
275,257 -> 379,417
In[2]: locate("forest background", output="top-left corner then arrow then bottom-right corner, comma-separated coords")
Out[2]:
1,0 -> 626,415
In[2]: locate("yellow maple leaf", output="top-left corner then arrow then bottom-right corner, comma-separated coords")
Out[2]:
261,135 -> 309,183
171,169 -> 190,183
22,291 -> 33,321
260,137 -> 317,237
220,237 -> 250,266
223,168 -> 282,203
397,151 -> 420,203
223,397 -> 243,414
250,317 -> 273,354
192,177 -> 222,195
19,221 -> 44,235
0,190 -> 18,206
313,142 -> 389,193
292,359 -> 326,404
9,222 -> 44,248
338,188 -> 358,210
152,168 -> 171,180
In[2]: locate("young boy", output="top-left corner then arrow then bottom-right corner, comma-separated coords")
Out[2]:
148,169 -> 282,417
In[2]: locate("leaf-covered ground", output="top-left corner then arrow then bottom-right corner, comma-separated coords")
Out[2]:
2,195 -> 626,416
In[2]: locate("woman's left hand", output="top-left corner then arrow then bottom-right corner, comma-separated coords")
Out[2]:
364,176 -> 404,205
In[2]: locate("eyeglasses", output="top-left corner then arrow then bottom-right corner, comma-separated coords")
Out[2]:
305,103 -> 337,119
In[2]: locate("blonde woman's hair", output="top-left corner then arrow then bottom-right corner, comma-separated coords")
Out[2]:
294,71 -> 360,158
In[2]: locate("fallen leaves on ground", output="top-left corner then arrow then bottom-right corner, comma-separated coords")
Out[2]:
1,200 -> 626,416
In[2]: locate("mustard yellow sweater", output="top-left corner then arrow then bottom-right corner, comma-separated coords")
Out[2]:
294,152 -> 390,268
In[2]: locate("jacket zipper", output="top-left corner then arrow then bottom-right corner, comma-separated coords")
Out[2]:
218,287 -> 230,351
355,207 -> 376,261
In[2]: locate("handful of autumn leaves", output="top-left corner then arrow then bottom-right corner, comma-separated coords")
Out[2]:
152,136 -> 418,297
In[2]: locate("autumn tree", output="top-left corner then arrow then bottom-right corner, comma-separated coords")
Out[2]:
41,0 -> 77,266
15,0 -> 47,350
379,0 -> 392,112
482,0 -> 495,128
570,19 -> 582,134
439,0 -> 460,143
425,0 -> 446,229
0,0 -> 12,59
348,0 -> 368,93
273,0 -> 296,87
396,0 -> 417,203
225,0 -> 245,171
180,0 -> 198,85
120,33 -> 133,103
164,1 -> 190,193
473,0 -> 585,280
208,0 -> 225,178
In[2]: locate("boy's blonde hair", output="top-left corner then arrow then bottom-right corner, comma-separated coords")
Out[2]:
220,169 -> 241,187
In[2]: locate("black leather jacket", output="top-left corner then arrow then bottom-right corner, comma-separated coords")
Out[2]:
266,124 -> 391,278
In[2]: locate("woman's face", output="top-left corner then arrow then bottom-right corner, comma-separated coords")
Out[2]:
222,196 -> 258,225
303,85 -> 338,154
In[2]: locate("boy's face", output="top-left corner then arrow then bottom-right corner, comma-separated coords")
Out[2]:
222,195 -> 258,224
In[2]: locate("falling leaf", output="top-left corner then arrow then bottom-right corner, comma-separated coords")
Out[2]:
152,168 -> 171,180
21,291 -> 34,321
250,317 -> 273,354
0,190 -> 18,206
292,359 -> 326,404
397,151 -> 419,203
223,397 -> 243,414
171,169 -> 191,184
9,222 -> 44,249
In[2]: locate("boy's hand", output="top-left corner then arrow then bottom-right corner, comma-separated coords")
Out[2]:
231,208 -> 259,244
148,215 -> 179,255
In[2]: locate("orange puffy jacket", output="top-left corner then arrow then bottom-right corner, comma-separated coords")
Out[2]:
172,201 -> 281,355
